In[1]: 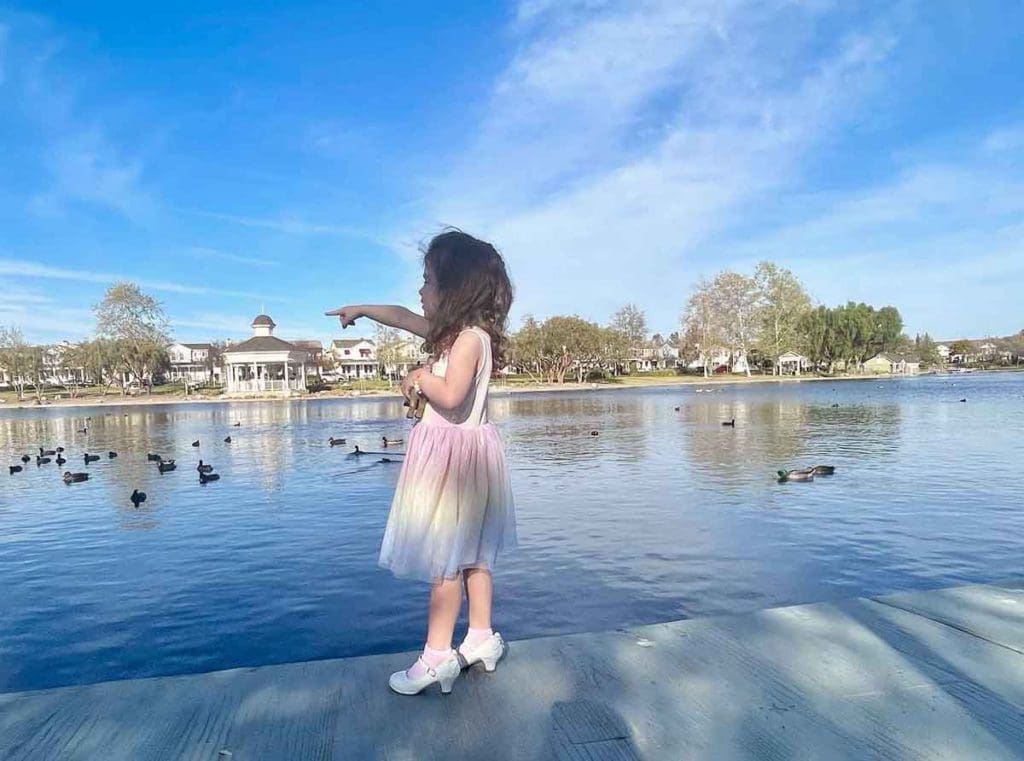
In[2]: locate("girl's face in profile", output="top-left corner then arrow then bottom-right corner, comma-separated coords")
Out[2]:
419,264 -> 440,320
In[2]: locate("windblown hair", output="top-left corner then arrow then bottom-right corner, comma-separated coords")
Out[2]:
422,229 -> 513,370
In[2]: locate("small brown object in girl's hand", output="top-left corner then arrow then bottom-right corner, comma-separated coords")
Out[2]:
403,390 -> 426,419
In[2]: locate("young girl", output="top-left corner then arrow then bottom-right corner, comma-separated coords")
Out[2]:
326,230 -> 516,695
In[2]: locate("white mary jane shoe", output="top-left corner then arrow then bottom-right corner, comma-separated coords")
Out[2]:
457,632 -> 507,672
389,653 -> 461,695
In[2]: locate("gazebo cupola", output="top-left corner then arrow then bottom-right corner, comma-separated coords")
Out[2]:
252,314 -> 276,337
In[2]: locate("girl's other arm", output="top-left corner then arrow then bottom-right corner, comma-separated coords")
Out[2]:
325,305 -> 429,338
412,332 -> 482,411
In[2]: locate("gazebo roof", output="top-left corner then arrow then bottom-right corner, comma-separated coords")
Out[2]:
252,314 -> 276,327
224,335 -> 301,354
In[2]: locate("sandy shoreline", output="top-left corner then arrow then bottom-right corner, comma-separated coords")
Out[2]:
0,371 -> 926,412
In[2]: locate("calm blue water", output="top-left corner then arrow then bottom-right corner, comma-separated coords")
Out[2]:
1,373 -> 1023,693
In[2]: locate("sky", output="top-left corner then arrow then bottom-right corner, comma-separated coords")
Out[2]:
1,0 -> 1022,346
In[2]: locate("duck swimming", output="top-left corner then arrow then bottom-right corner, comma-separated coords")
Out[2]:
777,468 -> 815,483
39,447 -> 56,456
722,419 -> 736,427
811,465 -> 835,476
199,471 -> 220,483
20,454 -> 30,463
56,454 -> 67,465
191,440 -> 200,447
157,461 -> 177,473
9,465 -> 22,474
382,436 -> 403,447
36,456 -> 52,466
197,460 -> 213,474
108,451 -> 118,459
84,453 -> 100,464
130,489 -> 147,507
63,471 -> 89,483
223,436 -> 231,443
329,437 -> 346,447
146,453 -> 162,462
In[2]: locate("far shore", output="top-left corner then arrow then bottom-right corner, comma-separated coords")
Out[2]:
2,368 -> 1009,412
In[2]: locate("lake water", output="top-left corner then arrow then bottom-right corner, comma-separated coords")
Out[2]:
2,373 -> 1023,693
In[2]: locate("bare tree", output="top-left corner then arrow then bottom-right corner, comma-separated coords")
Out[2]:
94,282 -> 171,394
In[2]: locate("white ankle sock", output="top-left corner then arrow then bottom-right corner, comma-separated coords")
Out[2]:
407,644 -> 451,679
462,627 -> 493,650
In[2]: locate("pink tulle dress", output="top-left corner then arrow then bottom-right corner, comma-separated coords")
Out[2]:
379,326 -> 517,582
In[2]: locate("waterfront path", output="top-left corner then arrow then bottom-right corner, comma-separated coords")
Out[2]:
2,579 -> 1023,760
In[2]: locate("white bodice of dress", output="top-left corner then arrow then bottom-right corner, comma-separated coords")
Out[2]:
421,326 -> 492,428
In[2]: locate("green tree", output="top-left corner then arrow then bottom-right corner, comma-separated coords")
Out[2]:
754,261 -> 812,375
94,282 -> 172,394
709,270 -> 761,376
681,278 -> 721,377
375,324 -> 403,385
610,303 -> 648,371
0,326 -> 33,400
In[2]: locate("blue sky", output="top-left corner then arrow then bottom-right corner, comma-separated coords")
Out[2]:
1,1 -> 1022,346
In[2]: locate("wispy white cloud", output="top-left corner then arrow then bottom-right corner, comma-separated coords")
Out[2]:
2,18 -> 156,221
185,246 -> 278,269
0,259 -> 288,302
196,210 -> 377,240
30,129 -> 155,221
414,0 -> 899,330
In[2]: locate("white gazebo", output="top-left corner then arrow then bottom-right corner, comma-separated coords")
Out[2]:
223,315 -> 310,396
777,351 -> 812,376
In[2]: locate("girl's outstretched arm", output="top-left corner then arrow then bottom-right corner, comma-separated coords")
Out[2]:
325,305 -> 429,338
407,331 -> 482,411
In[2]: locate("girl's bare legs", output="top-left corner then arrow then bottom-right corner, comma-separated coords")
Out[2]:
425,577 -> 463,650
463,568 -> 493,630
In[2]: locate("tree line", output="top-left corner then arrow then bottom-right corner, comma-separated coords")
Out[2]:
0,282 -> 172,399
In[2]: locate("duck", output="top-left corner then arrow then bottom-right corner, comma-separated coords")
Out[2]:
130,489 -> 147,507
108,451 -> 118,459
378,457 -> 396,464
811,465 -> 836,476
9,465 -> 23,474
63,471 -> 89,483
329,437 -> 346,447
84,453 -> 101,464
674,406 -> 681,412
959,398 -> 967,403
351,445 -> 366,455
36,456 -> 52,466
39,447 -> 56,456
590,430 -> 599,436
777,468 -> 815,483
56,454 -> 67,466
382,436 -> 403,447
233,422 -> 241,427
223,436 -> 231,443
157,460 -> 177,473
78,427 -> 88,434
20,454 -> 30,463
55,446 -> 65,453
722,419 -> 736,427
196,460 -> 214,474
831,403 -> 840,408
199,471 -> 220,484
146,453 -> 162,462
191,440 -> 200,447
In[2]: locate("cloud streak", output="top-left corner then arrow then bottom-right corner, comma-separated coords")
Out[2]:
0,259 -> 288,303
415,0 -> 899,330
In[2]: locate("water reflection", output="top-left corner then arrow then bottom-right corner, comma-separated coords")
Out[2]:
1,375 -> 1022,692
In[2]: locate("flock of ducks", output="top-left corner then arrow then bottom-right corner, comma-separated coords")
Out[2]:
8,429 -> 238,507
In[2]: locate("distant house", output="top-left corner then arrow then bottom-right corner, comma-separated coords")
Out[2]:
979,342 -> 997,359
892,356 -> 921,375
382,338 -> 430,379
222,314 -> 312,396
167,342 -> 213,383
328,338 -> 378,379
864,354 -> 894,374
777,351 -> 812,376
631,338 -> 680,372
936,344 -> 951,360
290,340 -> 324,376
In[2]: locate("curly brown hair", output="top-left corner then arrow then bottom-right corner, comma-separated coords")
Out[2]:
422,229 -> 513,369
